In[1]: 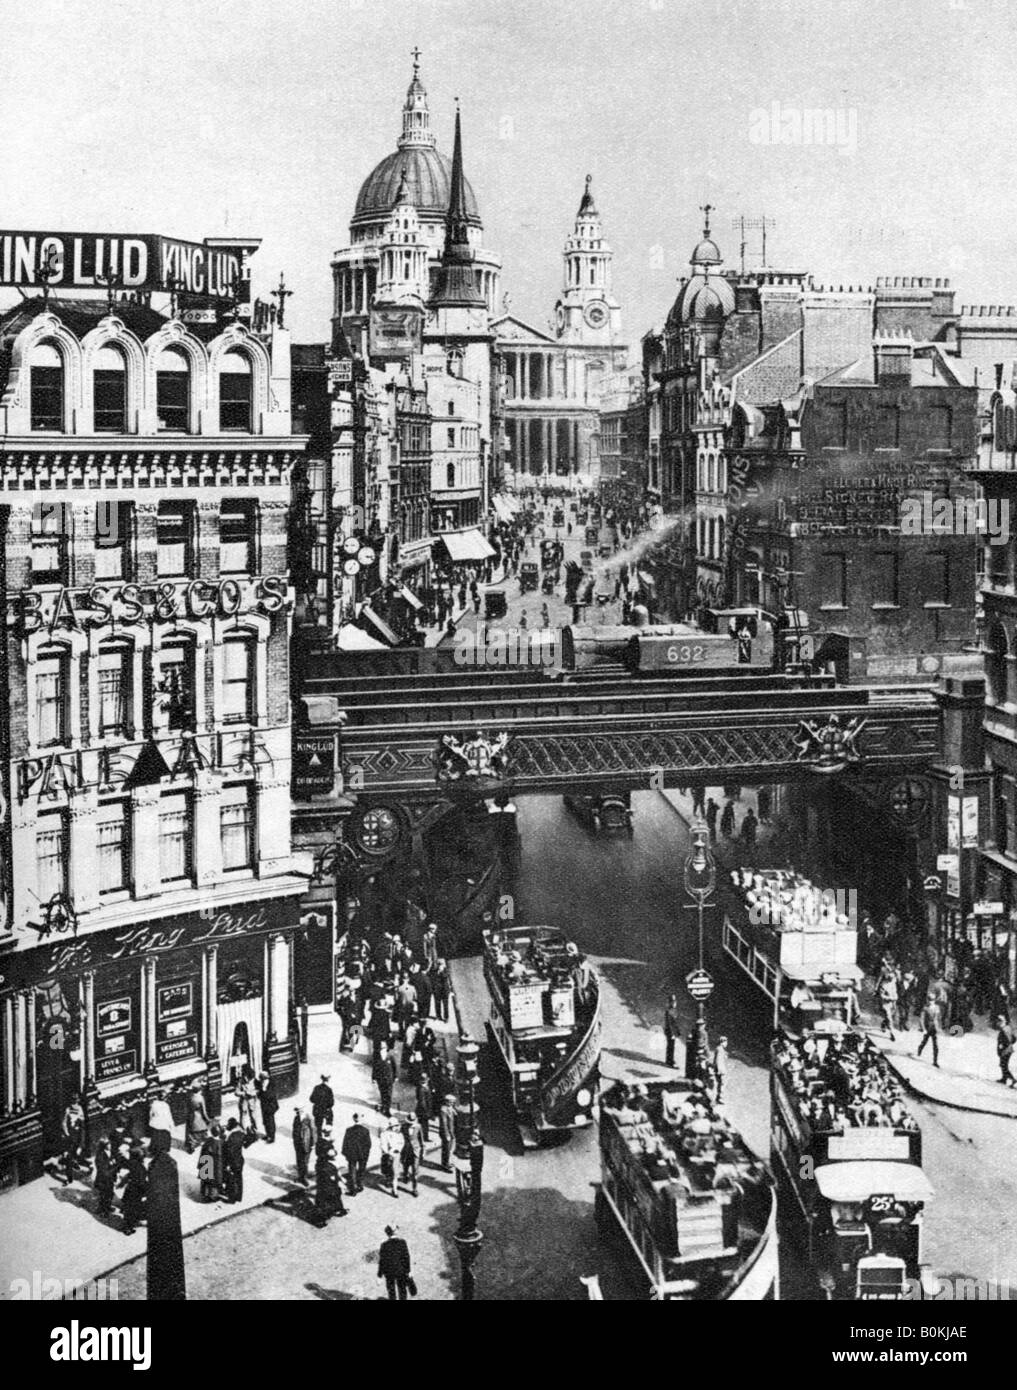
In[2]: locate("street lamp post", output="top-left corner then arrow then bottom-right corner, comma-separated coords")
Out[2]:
683,817 -> 717,1082
451,1039 -> 484,1300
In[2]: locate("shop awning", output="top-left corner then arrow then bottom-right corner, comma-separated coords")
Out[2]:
637,570 -> 656,588
397,585 -> 423,611
358,606 -> 399,646
336,624 -> 387,652
491,496 -> 513,523
815,1162 -> 933,1204
440,530 -> 496,563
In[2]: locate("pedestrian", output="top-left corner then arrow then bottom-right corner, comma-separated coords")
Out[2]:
713,1036 -> 729,1104
223,1118 -> 248,1203
472,592 -> 481,615
995,1014 -> 1017,1087
61,1095 -> 87,1184
916,996 -> 942,1068
314,1142 -> 347,1225
377,1225 -> 414,1301
519,609 -> 528,629
757,786 -> 772,823
374,1043 -> 397,1118
705,798 -> 719,840
380,1120 -> 401,1197
236,1068 -> 259,1136
400,1116 -> 422,1196
720,800 -> 735,838
293,1106 -> 316,1186
256,1072 -> 279,1143
340,1113 -> 372,1195
120,1144 -> 148,1235
541,602 -> 550,628
93,1138 -> 116,1216
878,971 -> 899,1041
415,1076 -> 434,1148
413,964 -> 434,1020
741,808 -> 758,850
147,1089 -> 174,1154
432,959 -> 452,1022
310,1073 -> 334,1131
185,1082 -> 210,1154
663,994 -> 681,1069
438,1094 -> 456,1171
200,1124 -> 224,1201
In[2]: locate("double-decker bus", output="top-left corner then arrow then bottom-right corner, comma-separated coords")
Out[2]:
770,1029 -> 935,1299
595,1078 -> 778,1300
482,925 -> 600,1142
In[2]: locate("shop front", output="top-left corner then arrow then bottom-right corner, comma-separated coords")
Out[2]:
0,889 -> 303,1191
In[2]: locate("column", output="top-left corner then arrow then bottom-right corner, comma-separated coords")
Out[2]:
203,945 -> 219,1057
515,356 -> 523,400
131,785 -> 162,899
545,419 -> 553,474
69,792 -> 99,914
521,354 -> 529,400
268,934 -> 289,1043
193,775 -> 223,888
143,957 -> 157,1076
2,995 -> 14,1111
572,420 -> 580,471
546,355 -> 554,399
82,973 -> 96,1088
25,988 -> 37,1105
14,992 -> 28,1108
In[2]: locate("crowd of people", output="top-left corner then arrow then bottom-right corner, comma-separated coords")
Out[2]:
773,1030 -> 920,1132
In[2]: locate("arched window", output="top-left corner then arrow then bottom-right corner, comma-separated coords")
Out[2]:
159,635 -> 196,732
97,640 -> 132,738
93,344 -> 127,432
30,341 -> 64,430
448,401 -> 455,416
219,350 -> 252,431
222,632 -> 256,723
446,461 -> 456,489
155,346 -> 190,432
987,621 -> 1009,705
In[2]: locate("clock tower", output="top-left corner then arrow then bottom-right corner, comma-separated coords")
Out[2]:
554,175 -> 622,345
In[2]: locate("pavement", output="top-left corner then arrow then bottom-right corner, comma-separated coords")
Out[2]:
1,1006 -> 463,1300
665,785 -> 1017,1121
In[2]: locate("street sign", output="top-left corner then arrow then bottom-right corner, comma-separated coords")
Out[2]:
685,968 -> 714,1001
973,900 -> 1005,916
293,734 -> 335,797
936,854 -> 956,871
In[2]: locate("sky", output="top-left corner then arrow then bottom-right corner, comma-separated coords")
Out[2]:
2,0 -> 1017,358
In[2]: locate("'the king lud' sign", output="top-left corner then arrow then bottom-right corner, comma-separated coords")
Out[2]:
0,231 -> 244,301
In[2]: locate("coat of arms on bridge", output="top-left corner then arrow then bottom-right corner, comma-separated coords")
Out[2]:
793,714 -> 867,773
436,730 -> 513,791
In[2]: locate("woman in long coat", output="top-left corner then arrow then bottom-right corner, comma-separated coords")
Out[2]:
120,1145 -> 148,1235
185,1083 -> 211,1154
236,1069 -> 259,1135
93,1138 -> 116,1216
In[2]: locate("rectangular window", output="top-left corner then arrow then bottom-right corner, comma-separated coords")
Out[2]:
827,401 -> 848,448
929,404 -> 953,449
159,793 -> 192,882
156,369 -> 189,432
31,503 -> 68,583
873,551 -> 900,606
447,427 -> 456,448
928,552 -> 951,605
31,366 -> 63,430
36,813 -> 68,902
821,553 -> 848,608
222,638 -> 254,723
157,500 -> 194,577
93,369 -> 127,432
98,647 -> 129,737
36,658 -> 66,747
94,501 -> 132,580
219,371 -> 252,431
876,404 -> 900,448
220,499 -> 257,574
220,785 -> 254,871
96,802 -> 129,894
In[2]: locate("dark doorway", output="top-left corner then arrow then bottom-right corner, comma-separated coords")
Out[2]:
294,913 -> 335,1008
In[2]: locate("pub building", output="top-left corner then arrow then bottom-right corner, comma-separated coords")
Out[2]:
0,251 -> 310,1189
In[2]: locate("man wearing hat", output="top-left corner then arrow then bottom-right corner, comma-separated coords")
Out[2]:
310,1074 -> 334,1131
292,1105 -> 316,1185
340,1112 -> 372,1195
256,1071 -> 279,1143
185,1081 -> 211,1154
377,1224 -> 413,1300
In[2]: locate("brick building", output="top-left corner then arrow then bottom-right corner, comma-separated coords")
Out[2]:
0,283 -> 307,1189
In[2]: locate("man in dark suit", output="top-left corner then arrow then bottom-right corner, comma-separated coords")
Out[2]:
310,1074 -> 334,1131
438,1095 -> 456,1171
292,1105 -> 316,1185
663,994 -> 681,1069
223,1119 -> 247,1203
256,1072 -> 279,1143
373,1045 -> 396,1118
341,1113 -> 372,1194
377,1225 -> 413,1300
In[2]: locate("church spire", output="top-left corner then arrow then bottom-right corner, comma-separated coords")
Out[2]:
432,103 -> 485,308
399,49 -> 436,150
